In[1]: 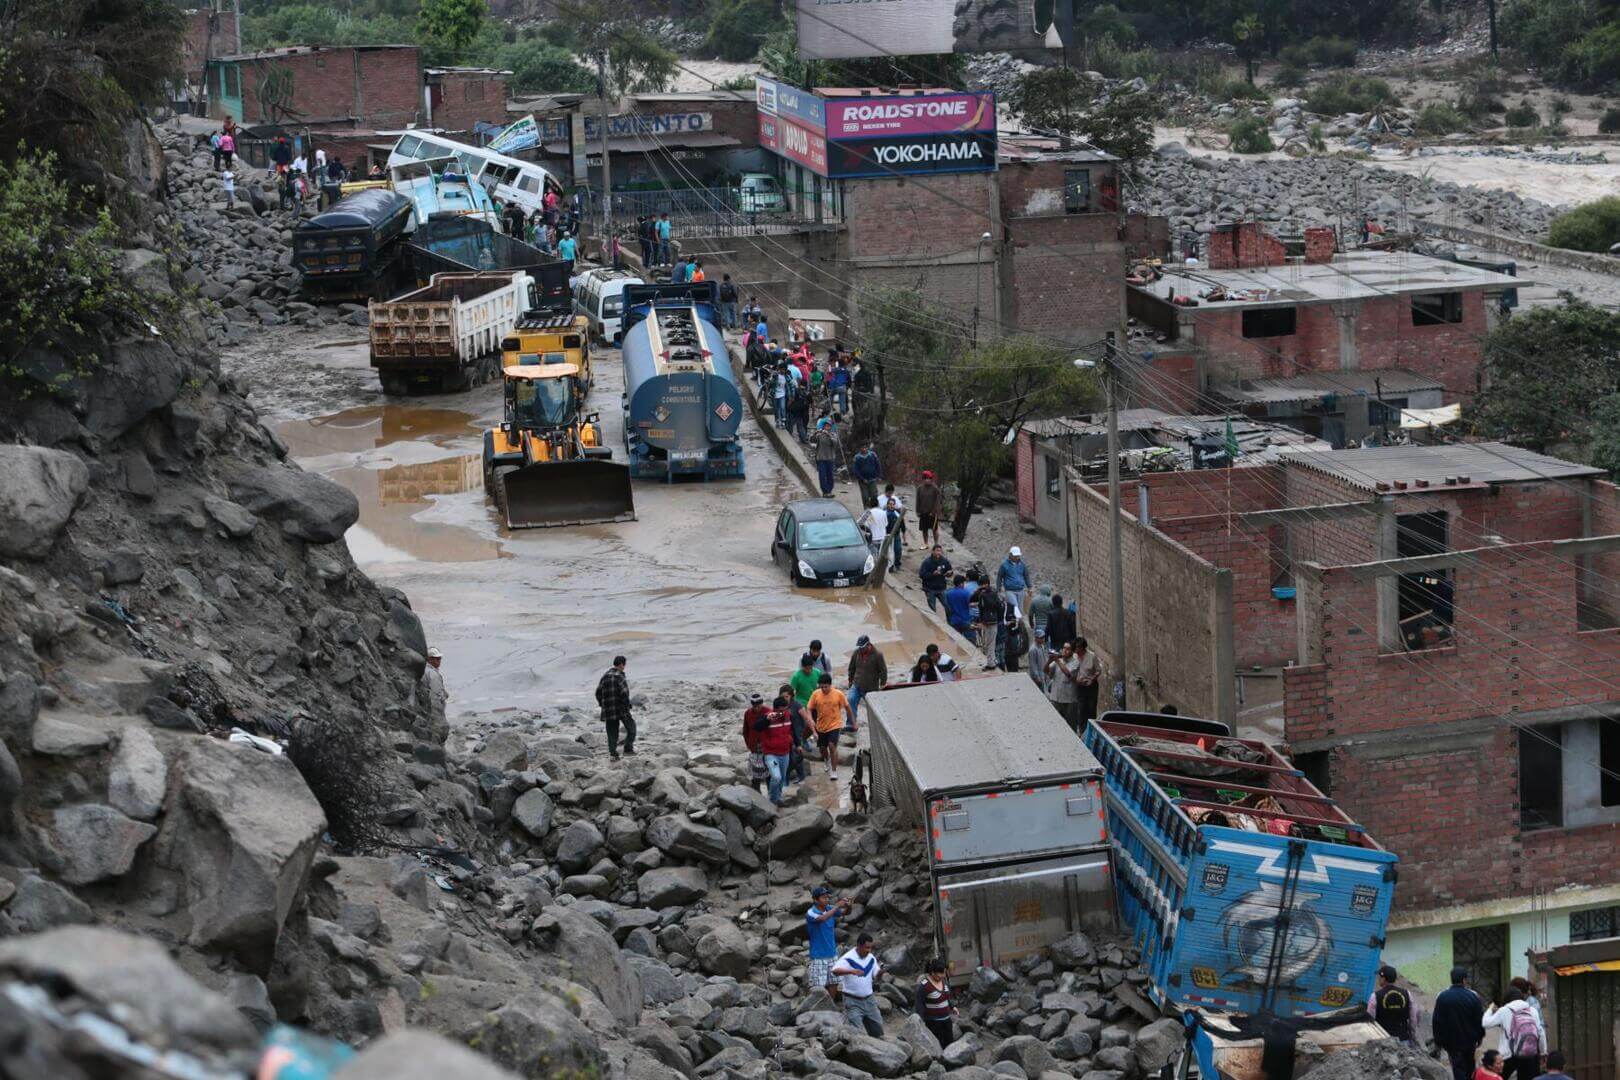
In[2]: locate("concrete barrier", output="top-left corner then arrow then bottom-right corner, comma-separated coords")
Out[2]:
1415,220 -> 1620,278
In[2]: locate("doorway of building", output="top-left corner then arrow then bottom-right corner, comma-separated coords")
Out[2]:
1453,923 -> 1509,1006
1398,510 -> 1453,650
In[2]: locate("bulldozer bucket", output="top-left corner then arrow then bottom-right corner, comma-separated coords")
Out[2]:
497,458 -> 637,529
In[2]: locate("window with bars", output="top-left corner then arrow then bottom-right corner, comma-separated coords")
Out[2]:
1570,905 -> 1620,943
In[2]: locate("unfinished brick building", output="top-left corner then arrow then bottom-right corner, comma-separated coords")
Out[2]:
1126,222 -> 1522,446
206,45 -> 421,130
1067,441 -> 1620,1003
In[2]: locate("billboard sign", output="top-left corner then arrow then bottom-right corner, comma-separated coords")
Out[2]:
536,112 -> 714,143
759,114 -> 829,175
796,0 -> 1065,59
826,131 -> 997,177
824,92 -> 995,139
755,75 -> 826,131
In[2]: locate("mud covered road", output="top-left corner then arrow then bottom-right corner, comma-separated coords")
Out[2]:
225,325 -> 939,726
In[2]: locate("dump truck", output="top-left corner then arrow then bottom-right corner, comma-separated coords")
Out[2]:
1083,711 -> 1399,1080
863,676 -> 1114,981
481,364 -> 635,529
294,188 -> 415,300
368,271 -> 533,395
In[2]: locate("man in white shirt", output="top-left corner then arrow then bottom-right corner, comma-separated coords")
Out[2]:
858,498 -> 887,556
315,147 -> 327,171
879,485 -> 905,570
831,933 -> 883,1036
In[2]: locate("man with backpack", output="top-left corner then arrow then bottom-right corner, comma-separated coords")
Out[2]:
1484,988 -> 1545,1080
973,578 -> 1005,669
1368,965 -> 1418,1047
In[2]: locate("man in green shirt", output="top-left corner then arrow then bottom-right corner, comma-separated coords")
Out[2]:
789,652 -> 821,706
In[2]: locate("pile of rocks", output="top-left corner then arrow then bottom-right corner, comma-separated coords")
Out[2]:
1135,148 -> 1559,241
155,119 -> 365,346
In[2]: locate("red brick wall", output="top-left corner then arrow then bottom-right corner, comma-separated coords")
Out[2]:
1005,211 -> 1124,340
1590,481 -> 1620,625
235,47 -> 420,129
1140,465 -> 1283,520
429,72 -> 510,133
1193,291 -> 1489,397
1016,429 -> 1037,522
1209,222 -> 1286,269
1140,351 -> 1200,413
184,9 -> 237,83
1304,227 -> 1336,264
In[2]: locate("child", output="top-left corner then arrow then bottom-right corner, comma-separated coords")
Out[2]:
221,169 -> 235,209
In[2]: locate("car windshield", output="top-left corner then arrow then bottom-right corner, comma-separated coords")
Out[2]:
798,518 -> 863,551
512,378 -> 574,426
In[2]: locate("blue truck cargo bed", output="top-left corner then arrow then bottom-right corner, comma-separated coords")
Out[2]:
1083,712 -> 1397,1020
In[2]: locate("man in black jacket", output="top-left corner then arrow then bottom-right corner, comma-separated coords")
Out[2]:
919,545 -> 952,613
1433,966 -> 1485,1080
595,655 -> 635,760
1045,593 -> 1076,650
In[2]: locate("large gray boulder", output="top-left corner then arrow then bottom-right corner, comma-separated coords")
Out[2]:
0,928 -> 256,1055
7,874 -> 93,933
0,446 -> 88,559
45,803 -> 157,885
149,739 -> 327,972
334,1030 -> 521,1080
842,1034 -> 912,1077
762,805 -> 833,858
1135,1017 -> 1185,1075
549,907 -> 643,1025
695,921 -> 751,980
996,1034 -> 1058,1077
108,725 -> 168,820
637,865 -> 709,908
555,819 -> 604,871
715,784 -> 777,828
645,813 -> 730,866
227,465 -> 359,543
511,788 -> 555,838
1050,931 -> 1096,969
474,999 -> 604,1077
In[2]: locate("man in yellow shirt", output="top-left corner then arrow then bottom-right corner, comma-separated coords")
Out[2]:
806,673 -> 852,780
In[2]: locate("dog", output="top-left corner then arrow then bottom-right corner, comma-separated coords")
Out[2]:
847,749 -> 869,814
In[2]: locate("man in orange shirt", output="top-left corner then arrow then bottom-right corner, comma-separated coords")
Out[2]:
806,672 -> 852,780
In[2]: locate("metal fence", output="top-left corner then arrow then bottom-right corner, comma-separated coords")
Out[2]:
600,186 -> 825,233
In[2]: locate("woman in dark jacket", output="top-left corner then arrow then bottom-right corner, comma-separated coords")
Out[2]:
909,654 -> 940,683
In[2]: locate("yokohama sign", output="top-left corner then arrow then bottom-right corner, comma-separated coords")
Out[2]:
826,132 -> 997,177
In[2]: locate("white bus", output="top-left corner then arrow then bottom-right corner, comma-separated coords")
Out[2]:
387,131 -> 560,220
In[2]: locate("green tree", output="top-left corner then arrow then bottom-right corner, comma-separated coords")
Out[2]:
555,0 -> 677,104
861,289 -> 1100,540
1547,196 -> 1620,254
703,0 -> 783,61
417,0 -> 487,63
0,151 -> 156,389
1469,295 -> 1620,452
1232,13 -> 1264,83
1010,67 -> 1158,161
1590,394 -> 1620,475
489,39 -> 597,94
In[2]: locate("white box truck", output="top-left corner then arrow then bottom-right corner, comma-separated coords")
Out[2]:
369,270 -> 533,395
863,675 -> 1114,981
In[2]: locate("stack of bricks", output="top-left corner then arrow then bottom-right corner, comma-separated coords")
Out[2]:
1303,226 -> 1337,264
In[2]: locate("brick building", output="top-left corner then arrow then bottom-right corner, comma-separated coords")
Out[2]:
206,45 -> 421,130
1066,440 -> 1620,1005
425,67 -> 512,134
1127,222 -> 1522,446
182,8 -> 238,85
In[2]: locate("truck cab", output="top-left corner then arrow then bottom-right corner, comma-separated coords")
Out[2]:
501,312 -> 593,402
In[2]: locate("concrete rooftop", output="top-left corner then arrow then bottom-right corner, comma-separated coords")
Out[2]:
1281,440 -> 1604,493
1143,251 -> 1526,310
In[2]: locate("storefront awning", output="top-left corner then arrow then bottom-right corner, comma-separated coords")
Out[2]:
540,133 -> 741,154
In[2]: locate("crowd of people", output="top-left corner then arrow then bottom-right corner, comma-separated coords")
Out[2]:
498,187 -> 580,264
1428,967 -> 1566,1080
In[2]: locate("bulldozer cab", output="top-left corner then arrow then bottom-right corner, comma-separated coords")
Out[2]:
501,312 -> 592,395
505,364 -> 579,432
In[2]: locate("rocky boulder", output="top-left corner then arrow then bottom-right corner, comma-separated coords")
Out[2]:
227,464 -> 359,543
842,1034 -> 912,1077
44,803 -> 157,885
0,446 -> 88,559
334,1030 -> 521,1080
695,921 -> 752,980
1135,1017 -> 1185,1075
715,784 -> 777,828
762,804 -> 832,858
645,813 -> 730,866
474,998 -> 604,1078
511,787 -> 555,838
149,739 -> 327,972
996,1034 -> 1058,1077
547,907 -> 643,1025
637,865 -> 709,908
108,725 -> 168,820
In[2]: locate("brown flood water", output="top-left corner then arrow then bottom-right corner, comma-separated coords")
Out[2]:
276,340 -> 940,719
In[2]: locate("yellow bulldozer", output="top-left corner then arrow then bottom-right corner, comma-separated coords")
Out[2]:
482,364 -> 636,529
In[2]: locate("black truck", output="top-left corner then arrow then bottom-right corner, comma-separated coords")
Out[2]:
293,189 -> 415,300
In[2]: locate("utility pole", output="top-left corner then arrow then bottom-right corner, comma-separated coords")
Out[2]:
1104,342 -> 1126,711
598,59 -> 612,237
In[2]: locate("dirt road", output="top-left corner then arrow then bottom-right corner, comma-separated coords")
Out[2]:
227,326 -> 938,727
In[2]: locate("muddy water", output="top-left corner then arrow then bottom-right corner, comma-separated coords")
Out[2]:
269,337 -> 939,719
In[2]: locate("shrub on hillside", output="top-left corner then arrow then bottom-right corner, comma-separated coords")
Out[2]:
1228,116 -> 1275,154
1279,36 -> 1358,68
1306,74 -> 1400,115
1416,102 -> 1470,135
1547,197 -> 1620,253
1504,99 -> 1539,127
1600,108 -> 1620,134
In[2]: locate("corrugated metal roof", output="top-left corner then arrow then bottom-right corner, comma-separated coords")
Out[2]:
1215,369 -> 1444,405
1141,250 -> 1525,309
864,675 -> 1101,793
1281,440 -> 1603,491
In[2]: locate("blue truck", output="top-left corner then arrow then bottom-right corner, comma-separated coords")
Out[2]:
1083,711 -> 1399,1080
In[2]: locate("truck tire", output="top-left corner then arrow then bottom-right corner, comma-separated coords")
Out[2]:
482,430 -> 497,492
491,465 -> 519,519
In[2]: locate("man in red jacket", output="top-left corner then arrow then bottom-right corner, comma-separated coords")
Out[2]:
754,699 -> 796,805
742,692 -> 771,793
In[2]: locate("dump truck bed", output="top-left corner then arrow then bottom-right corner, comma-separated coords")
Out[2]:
1083,712 -> 1397,1019
369,271 -> 531,367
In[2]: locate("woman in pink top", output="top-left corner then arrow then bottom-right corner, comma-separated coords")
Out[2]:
218,131 -> 236,168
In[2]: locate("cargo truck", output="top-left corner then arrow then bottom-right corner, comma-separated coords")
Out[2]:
863,676 -> 1114,981
1083,711 -> 1398,1080
368,271 -> 534,394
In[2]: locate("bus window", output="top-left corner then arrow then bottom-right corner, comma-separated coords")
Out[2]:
396,135 -> 423,159
518,173 -> 540,194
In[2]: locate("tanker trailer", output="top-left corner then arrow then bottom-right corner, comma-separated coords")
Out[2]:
620,283 -> 745,481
